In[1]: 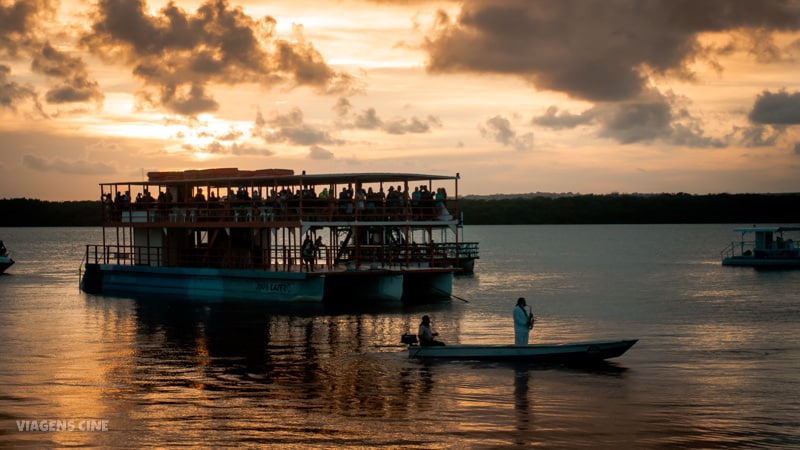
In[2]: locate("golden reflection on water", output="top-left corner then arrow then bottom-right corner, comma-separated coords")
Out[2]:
3,226 -> 799,447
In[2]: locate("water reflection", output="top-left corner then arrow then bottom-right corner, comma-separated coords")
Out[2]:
79,295 -> 643,446
82,296 -> 471,443
514,365 -> 531,445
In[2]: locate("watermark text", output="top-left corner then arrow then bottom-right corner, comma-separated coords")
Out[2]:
16,419 -> 109,432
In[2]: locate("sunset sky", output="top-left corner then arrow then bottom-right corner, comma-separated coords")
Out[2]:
2,0 -> 800,200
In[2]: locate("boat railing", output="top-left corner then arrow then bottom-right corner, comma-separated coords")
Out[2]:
86,240 -> 477,272
720,240 -> 753,260
84,244 -> 342,272
102,197 -> 458,227
336,241 -> 478,268
721,238 -> 800,260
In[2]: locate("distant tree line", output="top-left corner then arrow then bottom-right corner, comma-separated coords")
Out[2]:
0,198 -> 101,226
459,193 -> 800,224
1,194 -> 799,226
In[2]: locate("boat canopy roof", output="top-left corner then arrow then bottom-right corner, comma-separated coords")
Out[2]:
100,169 -> 458,188
733,226 -> 800,233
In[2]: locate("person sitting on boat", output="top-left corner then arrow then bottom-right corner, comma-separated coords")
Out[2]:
513,297 -> 535,345
418,315 -> 445,346
0,240 -> 6,256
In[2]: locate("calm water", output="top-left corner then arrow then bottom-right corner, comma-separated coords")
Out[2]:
1,225 -> 798,448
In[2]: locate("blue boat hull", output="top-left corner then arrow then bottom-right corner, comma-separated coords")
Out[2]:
323,270 -> 404,302
407,339 -> 638,362
81,264 -> 325,302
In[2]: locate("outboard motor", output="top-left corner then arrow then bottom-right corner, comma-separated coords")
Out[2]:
400,333 -> 418,345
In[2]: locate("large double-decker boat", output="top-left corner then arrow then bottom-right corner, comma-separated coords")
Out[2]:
80,168 -> 479,303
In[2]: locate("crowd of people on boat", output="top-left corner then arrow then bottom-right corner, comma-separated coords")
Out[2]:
102,182 -> 454,224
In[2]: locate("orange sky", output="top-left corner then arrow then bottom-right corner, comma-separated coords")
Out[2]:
1,0 -> 800,200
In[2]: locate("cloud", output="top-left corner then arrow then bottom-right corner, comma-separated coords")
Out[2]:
162,84 -> 219,116
596,100 -> 673,144
333,97 -> 352,118
231,143 -> 273,156
424,0 -> 800,102
22,153 -> 116,175
2,2 -> 103,109
384,115 -> 442,134
353,107 -> 383,129
748,90 -> 800,125
340,103 -> 443,135
533,91 -> 725,147
309,145 -> 334,160
0,0 -> 58,56
479,115 -> 533,151
80,0 -> 355,116
531,106 -> 596,130
0,65 -> 43,115
31,42 -> 104,105
253,108 -> 342,146
734,124 -> 784,148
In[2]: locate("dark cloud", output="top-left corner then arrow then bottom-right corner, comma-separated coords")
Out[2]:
309,145 -> 334,160
597,100 -> 673,144
216,129 -> 243,141
748,90 -> 800,125
22,153 -> 116,175
1,2 -> 102,109
424,0 -> 800,102
31,42 -> 104,104
162,84 -> 218,116
0,0 -> 57,56
531,106 -> 596,130
479,115 -> 533,151
734,124 -> 784,147
354,107 -> 383,129
231,143 -> 273,156
81,0 -> 355,115
333,97 -> 352,117
194,141 -> 272,155
253,108 -> 342,146
533,92 -> 725,147
0,64 -> 42,113
383,115 -> 441,134
341,103 -> 442,135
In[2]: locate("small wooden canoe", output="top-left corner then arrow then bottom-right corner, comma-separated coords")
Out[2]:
407,339 -> 638,362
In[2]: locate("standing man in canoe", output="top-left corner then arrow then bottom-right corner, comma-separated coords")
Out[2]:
514,297 -> 535,345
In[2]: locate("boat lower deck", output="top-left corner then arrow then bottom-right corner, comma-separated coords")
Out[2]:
81,262 -> 455,303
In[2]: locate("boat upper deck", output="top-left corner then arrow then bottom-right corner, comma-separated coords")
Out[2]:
99,169 -> 462,228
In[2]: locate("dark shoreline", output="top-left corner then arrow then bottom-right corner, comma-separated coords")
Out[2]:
1,193 -> 799,226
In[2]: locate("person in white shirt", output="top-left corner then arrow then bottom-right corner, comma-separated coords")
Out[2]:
513,297 -> 534,345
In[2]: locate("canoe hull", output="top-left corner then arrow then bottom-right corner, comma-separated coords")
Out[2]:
407,339 -> 637,362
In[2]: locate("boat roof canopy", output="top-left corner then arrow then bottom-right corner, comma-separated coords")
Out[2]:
100,169 -> 459,188
733,226 -> 800,233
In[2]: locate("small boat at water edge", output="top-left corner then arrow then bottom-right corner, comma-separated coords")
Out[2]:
0,240 -> 13,274
0,255 -> 14,274
721,226 -> 800,268
404,337 -> 638,362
